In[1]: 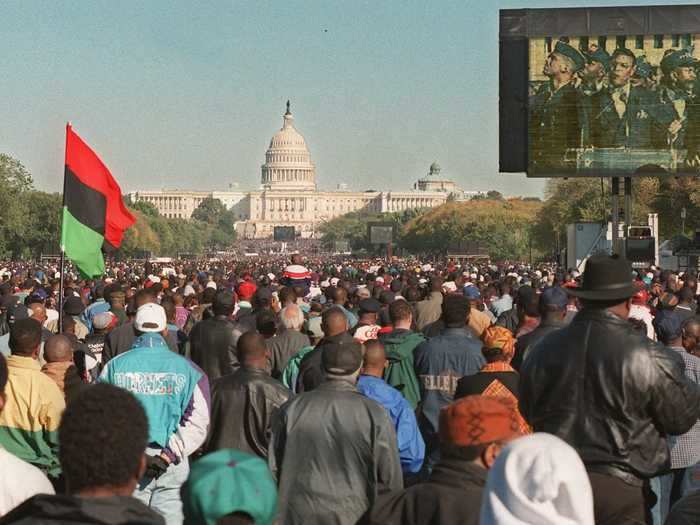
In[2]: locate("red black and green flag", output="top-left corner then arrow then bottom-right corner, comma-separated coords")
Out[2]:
61,124 -> 135,277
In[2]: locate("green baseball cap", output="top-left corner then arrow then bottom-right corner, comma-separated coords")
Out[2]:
661,48 -> 699,75
554,40 -> 586,72
182,449 -> 277,525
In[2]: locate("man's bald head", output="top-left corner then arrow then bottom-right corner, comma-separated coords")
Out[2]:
45,334 -> 74,363
236,332 -> 269,367
682,317 -> 700,355
321,307 -> 348,337
362,340 -> 386,377
29,303 -> 47,324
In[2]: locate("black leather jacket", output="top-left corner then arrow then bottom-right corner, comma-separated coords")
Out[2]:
204,366 -> 291,459
520,308 -> 700,483
188,316 -> 238,382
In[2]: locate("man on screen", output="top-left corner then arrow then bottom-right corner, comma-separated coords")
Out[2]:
580,45 -> 610,96
530,40 -> 585,168
660,48 -> 699,153
588,48 -> 673,150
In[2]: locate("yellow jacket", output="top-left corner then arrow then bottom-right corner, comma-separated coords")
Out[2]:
0,355 -> 66,476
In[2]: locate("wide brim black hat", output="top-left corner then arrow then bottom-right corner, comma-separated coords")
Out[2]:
566,254 -> 637,301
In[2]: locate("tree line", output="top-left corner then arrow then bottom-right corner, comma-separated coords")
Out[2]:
0,154 -> 236,259
3,151 -> 698,262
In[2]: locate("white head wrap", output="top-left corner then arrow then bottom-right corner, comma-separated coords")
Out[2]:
480,433 -> 594,525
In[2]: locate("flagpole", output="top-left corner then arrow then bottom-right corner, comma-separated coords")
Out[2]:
58,122 -> 71,334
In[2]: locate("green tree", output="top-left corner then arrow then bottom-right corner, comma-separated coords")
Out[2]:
129,199 -> 160,217
402,199 -> 542,260
192,197 -> 226,224
23,191 -> 62,257
0,154 -> 35,257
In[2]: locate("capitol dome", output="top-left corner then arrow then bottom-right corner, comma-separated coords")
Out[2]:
261,101 -> 316,191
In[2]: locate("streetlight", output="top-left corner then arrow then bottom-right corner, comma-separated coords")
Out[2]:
682,207 -> 687,236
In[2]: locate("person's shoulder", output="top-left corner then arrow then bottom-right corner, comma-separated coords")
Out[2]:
107,321 -> 133,338
0,448 -> 54,491
33,368 -> 65,397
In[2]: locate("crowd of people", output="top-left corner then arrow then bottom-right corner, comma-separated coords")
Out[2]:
0,252 -> 699,524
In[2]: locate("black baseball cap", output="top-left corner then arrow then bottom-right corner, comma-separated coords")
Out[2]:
321,340 -> 363,375
359,298 -> 381,314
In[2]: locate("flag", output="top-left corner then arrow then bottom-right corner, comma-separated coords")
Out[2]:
61,124 -> 135,277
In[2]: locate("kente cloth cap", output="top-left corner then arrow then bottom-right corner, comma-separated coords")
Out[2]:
92,311 -> 116,330
541,287 -> 568,309
584,46 -> 611,70
566,255 -> 637,301
439,395 -> 523,447
182,449 -> 277,525
321,340 -> 363,375
481,326 -> 516,361
63,296 -> 86,316
554,40 -> 586,72
661,48 -> 699,74
358,298 -> 381,314
134,303 -> 167,333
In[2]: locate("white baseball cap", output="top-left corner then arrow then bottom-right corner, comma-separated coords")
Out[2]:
135,303 -> 167,333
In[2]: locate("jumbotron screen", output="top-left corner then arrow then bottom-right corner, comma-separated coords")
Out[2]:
500,5 -> 700,177
273,226 -> 296,241
368,223 -> 395,245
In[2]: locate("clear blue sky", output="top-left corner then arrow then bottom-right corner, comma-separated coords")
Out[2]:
0,0 -> 693,197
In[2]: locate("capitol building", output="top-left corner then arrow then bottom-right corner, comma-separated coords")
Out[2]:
128,103 -> 467,239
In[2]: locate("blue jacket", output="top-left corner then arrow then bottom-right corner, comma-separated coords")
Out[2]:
81,299 -> 110,333
414,327 -> 484,437
99,332 -> 210,462
357,375 -> 425,473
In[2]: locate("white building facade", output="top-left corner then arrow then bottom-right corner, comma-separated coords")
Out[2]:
129,103 -> 462,239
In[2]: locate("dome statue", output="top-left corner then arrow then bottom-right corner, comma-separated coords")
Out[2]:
261,102 -> 316,191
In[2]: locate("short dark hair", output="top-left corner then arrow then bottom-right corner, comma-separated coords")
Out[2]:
9,318 -> 42,356
278,286 -> 296,306
442,295 -> 470,327
59,384 -> 148,493
679,287 -> 695,302
256,309 -> 277,337
612,47 -> 636,63
389,299 -> 412,324
441,442 -> 488,462
202,287 -> 217,305
134,288 -> 158,307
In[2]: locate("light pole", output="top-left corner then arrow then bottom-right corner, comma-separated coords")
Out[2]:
682,207 -> 687,237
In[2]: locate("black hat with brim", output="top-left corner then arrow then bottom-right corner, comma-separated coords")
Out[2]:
566,254 -> 637,301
